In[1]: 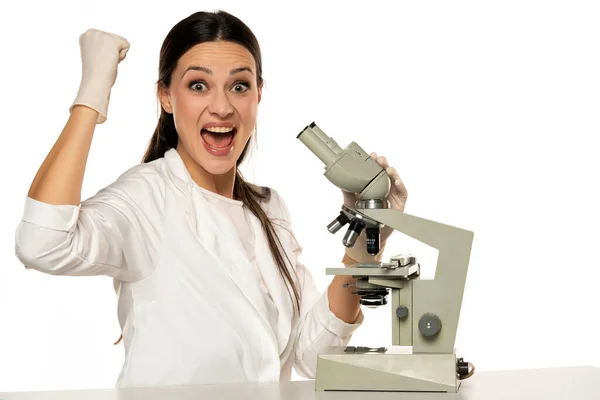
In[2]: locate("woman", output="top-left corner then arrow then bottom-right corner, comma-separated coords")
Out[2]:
14,10 -> 407,388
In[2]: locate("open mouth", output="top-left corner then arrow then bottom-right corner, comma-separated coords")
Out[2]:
200,127 -> 237,156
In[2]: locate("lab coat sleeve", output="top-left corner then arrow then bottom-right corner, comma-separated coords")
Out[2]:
14,165 -> 163,282
291,246 -> 365,379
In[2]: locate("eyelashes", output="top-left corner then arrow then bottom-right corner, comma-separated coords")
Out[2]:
188,80 -> 251,93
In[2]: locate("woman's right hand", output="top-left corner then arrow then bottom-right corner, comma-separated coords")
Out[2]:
70,29 -> 130,124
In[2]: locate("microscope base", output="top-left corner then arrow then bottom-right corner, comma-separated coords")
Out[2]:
315,347 -> 460,392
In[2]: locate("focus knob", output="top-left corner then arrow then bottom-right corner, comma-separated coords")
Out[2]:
418,313 -> 442,338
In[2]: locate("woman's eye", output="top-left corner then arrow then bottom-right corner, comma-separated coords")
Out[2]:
190,81 -> 207,91
232,82 -> 250,92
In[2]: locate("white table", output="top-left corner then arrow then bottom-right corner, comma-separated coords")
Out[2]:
0,366 -> 597,399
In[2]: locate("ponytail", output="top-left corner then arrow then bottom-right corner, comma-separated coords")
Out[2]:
142,109 -> 178,163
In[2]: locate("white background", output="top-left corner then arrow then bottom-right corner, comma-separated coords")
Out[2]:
1,0 -> 599,393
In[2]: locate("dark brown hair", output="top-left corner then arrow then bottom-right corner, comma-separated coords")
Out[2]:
115,10 -> 301,345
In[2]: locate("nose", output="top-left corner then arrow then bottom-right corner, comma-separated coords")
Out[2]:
208,90 -> 234,118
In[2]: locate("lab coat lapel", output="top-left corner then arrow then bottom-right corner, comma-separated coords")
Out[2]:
190,189 -> 276,332
247,210 -> 294,355
163,149 -> 278,352
190,189 -> 248,273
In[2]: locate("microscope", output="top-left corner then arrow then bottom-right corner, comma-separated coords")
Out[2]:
297,122 -> 475,393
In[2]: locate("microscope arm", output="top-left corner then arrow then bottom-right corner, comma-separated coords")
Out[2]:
360,208 -> 474,354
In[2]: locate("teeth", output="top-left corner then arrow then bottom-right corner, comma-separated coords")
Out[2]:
204,126 -> 234,133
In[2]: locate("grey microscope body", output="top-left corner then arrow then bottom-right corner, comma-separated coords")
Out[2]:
297,122 -> 475,392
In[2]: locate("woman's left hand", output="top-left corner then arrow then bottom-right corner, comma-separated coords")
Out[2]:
342,152 -> 408,261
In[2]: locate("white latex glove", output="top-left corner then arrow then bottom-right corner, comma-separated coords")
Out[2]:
70,29 -> 130,124
343,152 -> 408,263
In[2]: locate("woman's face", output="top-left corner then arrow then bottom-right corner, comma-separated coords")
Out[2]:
159,40 -> 262,181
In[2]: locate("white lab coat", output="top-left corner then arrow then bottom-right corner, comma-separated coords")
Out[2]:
14,148 -> 363,388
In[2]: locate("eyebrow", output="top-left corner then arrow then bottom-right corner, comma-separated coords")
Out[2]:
182,65 -> 254,78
